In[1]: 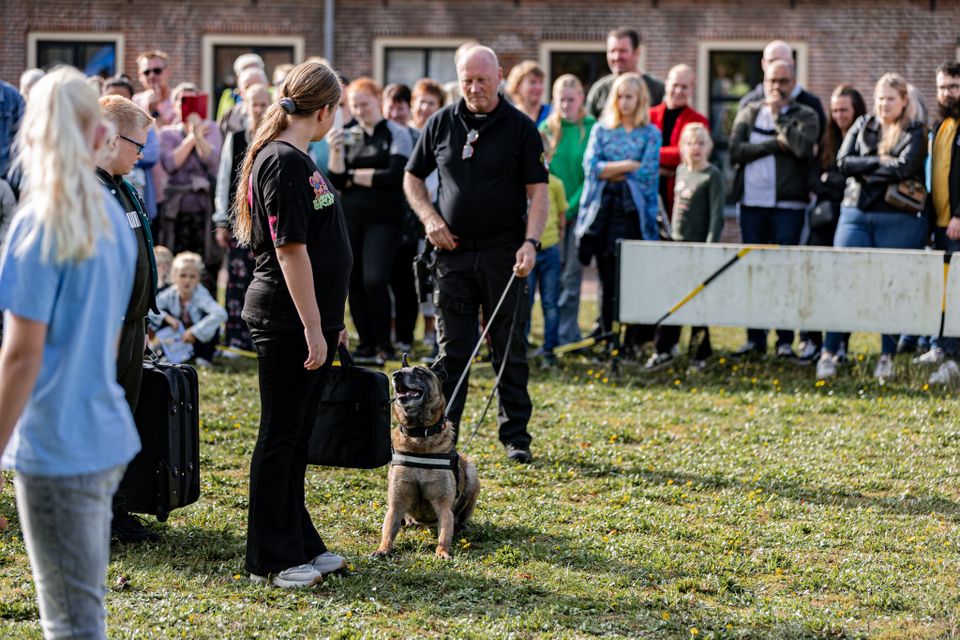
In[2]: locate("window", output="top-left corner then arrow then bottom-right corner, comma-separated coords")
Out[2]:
696,41 -> 808,197
538,42 -> 613,95
374,39 -> 466,88
27,32 -> 124,78
201,35 -> 304,106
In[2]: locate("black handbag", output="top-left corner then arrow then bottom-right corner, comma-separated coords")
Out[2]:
307,346 -> 392,469
809,200 -> 837,230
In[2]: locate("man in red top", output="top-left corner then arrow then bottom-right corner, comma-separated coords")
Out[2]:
649,64 -> 710,218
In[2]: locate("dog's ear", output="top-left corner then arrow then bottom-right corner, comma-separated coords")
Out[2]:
429,356 -> 448,381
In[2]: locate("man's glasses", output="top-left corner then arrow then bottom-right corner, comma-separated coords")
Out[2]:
118,134 -> 146,155
462,129 -> 479,160
141,67 -> 165,77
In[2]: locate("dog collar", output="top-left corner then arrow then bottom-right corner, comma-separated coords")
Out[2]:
398,420 -> 446,438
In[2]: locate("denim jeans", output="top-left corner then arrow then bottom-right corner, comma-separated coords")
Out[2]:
738,205 -> 806,348
557,225 -> 583,345
527,244 -> 562,351
824,207 -> 928,355
15,465 -> 125,640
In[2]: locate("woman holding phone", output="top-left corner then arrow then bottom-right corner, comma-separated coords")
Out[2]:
233,61 -> 352,588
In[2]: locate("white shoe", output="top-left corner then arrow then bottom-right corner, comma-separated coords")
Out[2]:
929,360 -> 960,385
874,354 -> 895,382
194,357 -> 213,368
250,563 -> 323,588
309,551 -> 347,575
913,347 -> 944,365
816,354 -> 838,380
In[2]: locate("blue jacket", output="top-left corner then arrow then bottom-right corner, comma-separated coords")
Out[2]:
576,123 -> 661,241
0,80 -> 25,183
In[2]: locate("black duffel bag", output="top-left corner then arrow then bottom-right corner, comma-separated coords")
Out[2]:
308,345 -> 391,469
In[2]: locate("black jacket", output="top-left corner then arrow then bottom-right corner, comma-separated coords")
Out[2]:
837,115 -> 927,213
925,119 -> 960,224
729,100 -> 820,204
739,84 -> 826,141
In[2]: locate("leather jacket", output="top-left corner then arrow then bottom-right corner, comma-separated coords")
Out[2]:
837,115 -> 927,213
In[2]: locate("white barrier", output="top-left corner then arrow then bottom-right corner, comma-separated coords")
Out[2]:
617,242 -> 960,337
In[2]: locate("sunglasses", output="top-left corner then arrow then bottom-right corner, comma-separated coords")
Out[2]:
462,129 -> 479,160
141,67 -> 165,77
118,134 -> 146,154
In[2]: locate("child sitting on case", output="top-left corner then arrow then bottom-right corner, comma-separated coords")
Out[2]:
149,251 -> 227,366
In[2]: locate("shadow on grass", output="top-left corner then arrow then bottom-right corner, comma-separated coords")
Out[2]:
111,523 -> 245,570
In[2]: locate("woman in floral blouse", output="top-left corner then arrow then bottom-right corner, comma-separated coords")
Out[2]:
576,72 -> 661,340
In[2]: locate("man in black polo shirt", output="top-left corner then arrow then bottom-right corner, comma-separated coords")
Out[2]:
404,45 -> 548,463
95,96 -> 160,543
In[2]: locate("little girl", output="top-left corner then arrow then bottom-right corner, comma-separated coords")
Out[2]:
149,251 -> 227,366
669,123 -> 725,371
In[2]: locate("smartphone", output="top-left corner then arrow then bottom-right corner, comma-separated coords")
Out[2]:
332,107 -> 343,131
180,93 -> 209,121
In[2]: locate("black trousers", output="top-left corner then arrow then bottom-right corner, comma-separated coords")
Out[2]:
113,317 -> 146,515
245,328 -> 337,575
346,218 -> 400,353
434,244 -> 532,448
390,242 -> 419,346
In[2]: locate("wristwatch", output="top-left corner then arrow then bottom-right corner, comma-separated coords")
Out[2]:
524,237 -> 541,251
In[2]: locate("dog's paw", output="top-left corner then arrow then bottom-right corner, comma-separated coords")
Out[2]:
435,546 -> 452,560
370,549 -> 391,559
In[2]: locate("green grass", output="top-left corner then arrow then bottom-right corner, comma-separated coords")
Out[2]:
2,306 -> 960,638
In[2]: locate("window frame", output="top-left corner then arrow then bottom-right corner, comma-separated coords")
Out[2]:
27,31 -> 125,75
201,34 -> 305,99
373,37 -> 469,87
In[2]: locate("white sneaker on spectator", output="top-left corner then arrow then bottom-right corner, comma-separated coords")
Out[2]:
775,344 -> 796,359
874,354 -> 895,382
929,360 -> 960,385
195,358 -> 213,368
913,347 -> 944,365
250,563 -> 323,588
816,354 -> 838,380
309,551 -> 347,575
796,340 -> 820,365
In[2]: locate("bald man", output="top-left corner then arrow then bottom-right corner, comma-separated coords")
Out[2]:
738,40 -> 825,137
729,59 -> 819,360
404,45 -> 549,464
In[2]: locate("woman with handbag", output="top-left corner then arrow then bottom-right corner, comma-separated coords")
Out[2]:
798,85 -> 866,364
233,61 -> 353,588
816,73 -> 928,382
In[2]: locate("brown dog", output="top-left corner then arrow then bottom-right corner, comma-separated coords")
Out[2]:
372,359 -> 479,559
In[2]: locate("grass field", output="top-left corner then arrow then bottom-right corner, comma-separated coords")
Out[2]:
2,309 -> 960,639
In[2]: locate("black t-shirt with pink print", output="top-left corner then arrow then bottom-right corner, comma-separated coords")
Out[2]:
242,140 -> 353,333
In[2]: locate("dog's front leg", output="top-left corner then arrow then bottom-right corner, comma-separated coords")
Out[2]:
435,506 -> 455,560
372,505 -> 403,558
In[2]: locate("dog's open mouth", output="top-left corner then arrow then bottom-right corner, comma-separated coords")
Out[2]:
394,381 -> 425,407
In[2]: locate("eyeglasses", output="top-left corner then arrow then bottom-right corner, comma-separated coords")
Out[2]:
118,134 -> 146,155
141,67 -> 165,77
462,129 -> 479,160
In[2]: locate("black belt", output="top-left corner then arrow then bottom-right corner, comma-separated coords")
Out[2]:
451,230 -> 522,252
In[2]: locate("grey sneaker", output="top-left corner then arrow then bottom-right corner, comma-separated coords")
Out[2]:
914,347 -> 944,366
775,344 -> 796,359
796,341 -> 820,365
250,563 -> 323,588
929,360 -> 960,385
816,354 -> 838,380
643,351 -> 674,372
874,354 -> 895,382
309,551 -> 347,575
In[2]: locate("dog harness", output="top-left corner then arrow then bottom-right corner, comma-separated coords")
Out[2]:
391,421 -> 462,499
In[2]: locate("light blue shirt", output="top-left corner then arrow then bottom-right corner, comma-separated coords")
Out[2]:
0,187 -> 140,475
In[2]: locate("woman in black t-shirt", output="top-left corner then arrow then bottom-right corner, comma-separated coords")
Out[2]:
232,61 -> 353,589
328,77 -> 413,363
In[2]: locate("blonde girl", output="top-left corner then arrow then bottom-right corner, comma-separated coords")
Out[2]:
0,67 -> 138,638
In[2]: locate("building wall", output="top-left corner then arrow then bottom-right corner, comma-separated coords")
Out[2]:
2,0 -> 955,104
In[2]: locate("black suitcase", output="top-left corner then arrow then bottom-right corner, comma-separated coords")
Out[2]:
120,359 -> 201,521
308,346 -> 391,469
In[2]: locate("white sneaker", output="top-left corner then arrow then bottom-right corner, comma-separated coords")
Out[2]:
874,354 -> 895,382
816,354 -> 838,380
929,360 -> 960,385
309,551 -> 347,575
194,357 -> 213,368
913,347 -> 944,366
250,563 -> 323,588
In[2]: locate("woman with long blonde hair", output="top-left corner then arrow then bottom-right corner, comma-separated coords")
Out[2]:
540,74 -> 595,345
0,66 -> 139,638
576,72 -> 661,344
232,61 -> 354,588
817,73 -> 927,382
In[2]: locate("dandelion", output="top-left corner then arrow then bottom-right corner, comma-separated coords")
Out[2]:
922,383 -> 930,391
662,611 -> 670,621
719,357 -> 726,364
673,379 -> 681,386
690,628 -> 699,637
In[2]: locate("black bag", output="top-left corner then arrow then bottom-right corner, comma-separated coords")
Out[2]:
308,346 -> 391,469
885,179 -> 928,214
120,358 -> 201,521
809,200 -> 837,230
